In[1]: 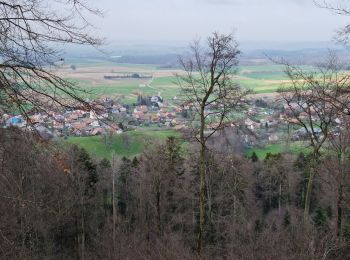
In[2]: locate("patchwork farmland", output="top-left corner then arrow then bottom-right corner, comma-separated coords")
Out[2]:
58,60 -> 293,102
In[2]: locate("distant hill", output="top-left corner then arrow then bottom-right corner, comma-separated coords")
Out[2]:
111,54 -> 179,67
62,42 -> 350,67
241,48 -> 350,65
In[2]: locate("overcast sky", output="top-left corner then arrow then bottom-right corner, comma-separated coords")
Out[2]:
88,0 -> 349,45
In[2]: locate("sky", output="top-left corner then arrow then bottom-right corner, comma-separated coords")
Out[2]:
86,0 -> 349,46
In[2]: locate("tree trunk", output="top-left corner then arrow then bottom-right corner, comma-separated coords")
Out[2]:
81,218 -> 85,260
337,184 -> 343,237
304,168 -> 315,220
279,182 -> 282,216
156,184 -> 162,233
80,198 -> 85,260
197,144 -> 206,254
233,195 -> 237,218
112,154 -> 116,257
206,171 -> 212,225
197,105 -> 207,254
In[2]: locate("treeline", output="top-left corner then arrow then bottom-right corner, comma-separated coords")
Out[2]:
0,127 -> 349,259
112,54 -> 179,67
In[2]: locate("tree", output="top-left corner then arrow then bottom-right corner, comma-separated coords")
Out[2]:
0,0 -> 102,118
67,146 -> 99,260
0,129 -> 112,259
279,53 -> 348,220
260,153 -> 289,216
208,154 -> 251,248
136,137 -> 184,236
316,0 -> 350,47
176,32 -> 249,253
116,157 -> 136,220
323,117 -> 350,237
251,151 -> 259,162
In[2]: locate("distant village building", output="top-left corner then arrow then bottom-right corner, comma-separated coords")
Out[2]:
245,118 -> 260,130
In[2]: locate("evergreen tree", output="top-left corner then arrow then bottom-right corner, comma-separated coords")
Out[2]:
251,151 -> 259,162
313,207 -> 328,229
283,210 -> 291,227
294,152 -> 308,170
117,157 -> 133,217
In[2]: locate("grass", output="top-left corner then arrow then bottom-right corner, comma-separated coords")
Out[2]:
67,127 -> 312,161
65,129 -> 180,160
68,76 -> 181,103
236,78 -> 284,93
239,65 -> 288,81
149,76 -> 179,99
75,82 -> 157,103
245,142 -> 310,159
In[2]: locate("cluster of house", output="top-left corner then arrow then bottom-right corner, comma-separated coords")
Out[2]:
243,104 -> 283,143
128,94 -> 188,129
0,97 -> 134,137
0,95 -> 190,138
132,104 -> 187,128
242,99 -> 346,145
3,93 -> 344,143
285,103 -> 347,139
1,109 -> 123,138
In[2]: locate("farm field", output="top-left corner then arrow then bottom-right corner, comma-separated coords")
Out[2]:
58,60 -> 299,103
65,129 -> 180,159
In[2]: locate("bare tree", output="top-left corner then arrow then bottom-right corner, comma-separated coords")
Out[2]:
279,53 -> 349,220
324,117 -> 350,237
315,0 -> 350,46
312,1 -> 350,115
176,32 -> 249,253
0,0 -> 102,118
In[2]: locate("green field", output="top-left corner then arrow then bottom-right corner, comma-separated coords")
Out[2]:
238,65 -> 288,80
66,129 -> 180,159
246,142 -> 310,159
68,131 -> 310,161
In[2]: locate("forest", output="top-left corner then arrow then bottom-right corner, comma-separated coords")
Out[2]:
0,127 -> 349,259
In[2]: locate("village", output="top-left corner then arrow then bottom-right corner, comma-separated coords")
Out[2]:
0,94 -> 186,139
0,93 -> 344,150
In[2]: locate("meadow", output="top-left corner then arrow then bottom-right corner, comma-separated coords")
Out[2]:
65,128 -> 180,159
67,132 -> 309,160
245,142 -> 310,159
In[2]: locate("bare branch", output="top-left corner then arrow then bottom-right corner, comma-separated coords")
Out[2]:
0,0 -> 103,117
